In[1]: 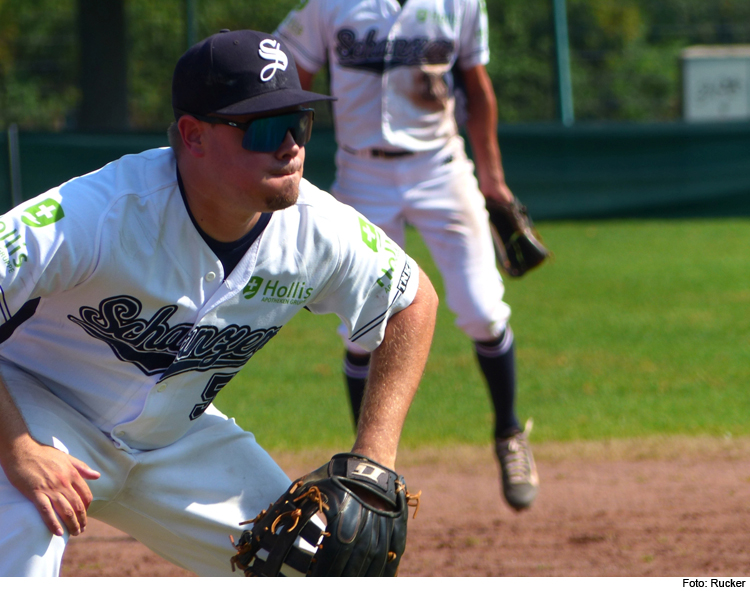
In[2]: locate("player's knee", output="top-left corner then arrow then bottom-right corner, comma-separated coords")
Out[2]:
448,294 -> 510,342
456,316 -> 508,343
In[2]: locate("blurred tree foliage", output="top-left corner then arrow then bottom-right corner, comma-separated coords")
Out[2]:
126,0 -> 301,129
565,0 -> 750,121
0,0 -> 749,130
0,0 -> 78,130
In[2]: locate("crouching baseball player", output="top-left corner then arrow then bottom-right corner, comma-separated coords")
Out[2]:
0,29 -> 437,577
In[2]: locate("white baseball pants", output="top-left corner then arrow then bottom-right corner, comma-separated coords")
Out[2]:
0,362 -> 291,577
331,135 -> 510,349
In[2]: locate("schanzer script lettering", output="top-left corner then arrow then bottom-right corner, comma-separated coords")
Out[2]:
68,295 -> 281,379
335,28 -> 454,73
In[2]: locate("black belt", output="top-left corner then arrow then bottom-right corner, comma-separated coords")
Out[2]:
370,148 -> 414,158
343,146 -> 415,159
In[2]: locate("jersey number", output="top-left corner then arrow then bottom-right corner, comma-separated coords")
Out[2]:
189,372 -> 236,421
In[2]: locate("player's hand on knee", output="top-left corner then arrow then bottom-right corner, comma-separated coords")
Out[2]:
4,436 -> 100,537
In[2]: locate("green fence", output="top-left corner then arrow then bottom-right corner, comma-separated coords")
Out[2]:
2,122 -> 749,219
495,121 -> 750,220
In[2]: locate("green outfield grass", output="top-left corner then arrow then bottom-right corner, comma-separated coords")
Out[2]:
215,218 -> 750,451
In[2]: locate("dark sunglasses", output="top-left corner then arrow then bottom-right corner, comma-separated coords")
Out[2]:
187,108 -> 314,152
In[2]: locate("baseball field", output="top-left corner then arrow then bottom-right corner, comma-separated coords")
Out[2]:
61,218 -> 750,576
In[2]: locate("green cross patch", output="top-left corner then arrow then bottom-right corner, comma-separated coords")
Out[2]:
359,217 -> 379,252
243,276 -> 263,299
21,199 -> 65,228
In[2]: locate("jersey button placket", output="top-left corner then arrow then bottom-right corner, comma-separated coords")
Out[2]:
381,23 -> 399,141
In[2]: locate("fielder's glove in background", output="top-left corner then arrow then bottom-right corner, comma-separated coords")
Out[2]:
487,196 -> 550,277
230,453 -> 420,576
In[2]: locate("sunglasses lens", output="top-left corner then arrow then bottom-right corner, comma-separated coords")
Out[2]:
242,110 -> 314,152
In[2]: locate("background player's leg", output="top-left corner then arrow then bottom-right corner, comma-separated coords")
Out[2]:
475,328 -> 539,510
343,349 -> 370,427
403,139 -> 538,509
475,326 -> 520,439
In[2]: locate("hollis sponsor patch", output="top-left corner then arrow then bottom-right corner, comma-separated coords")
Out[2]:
0,221 -> 29,272
243,276 -> 314,305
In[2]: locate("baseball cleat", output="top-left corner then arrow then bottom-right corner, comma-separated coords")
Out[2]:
495,418 -> 539,511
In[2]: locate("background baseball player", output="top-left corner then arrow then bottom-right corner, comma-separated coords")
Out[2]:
0,29 -> 437,576
275,0 -> 539,510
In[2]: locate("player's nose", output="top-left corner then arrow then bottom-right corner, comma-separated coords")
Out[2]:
275,130 -> 301,159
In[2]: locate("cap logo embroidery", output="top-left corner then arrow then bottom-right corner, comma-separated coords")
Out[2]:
258,39 -> 288,82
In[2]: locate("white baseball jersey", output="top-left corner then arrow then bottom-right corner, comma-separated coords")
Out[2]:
0,147 -> 418,451
276,0 -> 489,151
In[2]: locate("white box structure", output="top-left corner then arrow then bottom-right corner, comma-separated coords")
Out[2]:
682,45 -> 750,122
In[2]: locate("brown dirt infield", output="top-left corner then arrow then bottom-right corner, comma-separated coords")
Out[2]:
62,436 -> 750,577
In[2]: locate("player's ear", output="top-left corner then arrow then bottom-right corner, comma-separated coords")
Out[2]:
177,115 -> 207,158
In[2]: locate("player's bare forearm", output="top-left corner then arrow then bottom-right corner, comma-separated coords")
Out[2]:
351,268 -> 438,470
462,64 -> 513,204
0,377 -> 100,537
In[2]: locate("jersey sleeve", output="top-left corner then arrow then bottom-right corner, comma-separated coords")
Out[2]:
275,0 -> 329,75
457,0 -> 490,69
304,205 -> 420,353
0,188 -> 98,330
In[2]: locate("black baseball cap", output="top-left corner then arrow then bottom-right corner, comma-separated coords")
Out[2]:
172,29 -> 334,119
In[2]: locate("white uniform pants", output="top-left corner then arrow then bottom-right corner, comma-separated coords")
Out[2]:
0,362 -> 291,576
331,135 -> 510,349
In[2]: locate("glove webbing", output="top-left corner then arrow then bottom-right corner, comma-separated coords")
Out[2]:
232,485 -> 330,576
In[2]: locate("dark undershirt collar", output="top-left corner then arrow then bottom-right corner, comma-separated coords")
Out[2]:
176,167 -> 271,277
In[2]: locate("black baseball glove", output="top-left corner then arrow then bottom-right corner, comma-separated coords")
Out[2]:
486,196 -> 550,277
230,453 -> 420,577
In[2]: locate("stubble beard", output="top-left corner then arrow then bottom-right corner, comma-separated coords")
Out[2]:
265,179 -> 300,212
